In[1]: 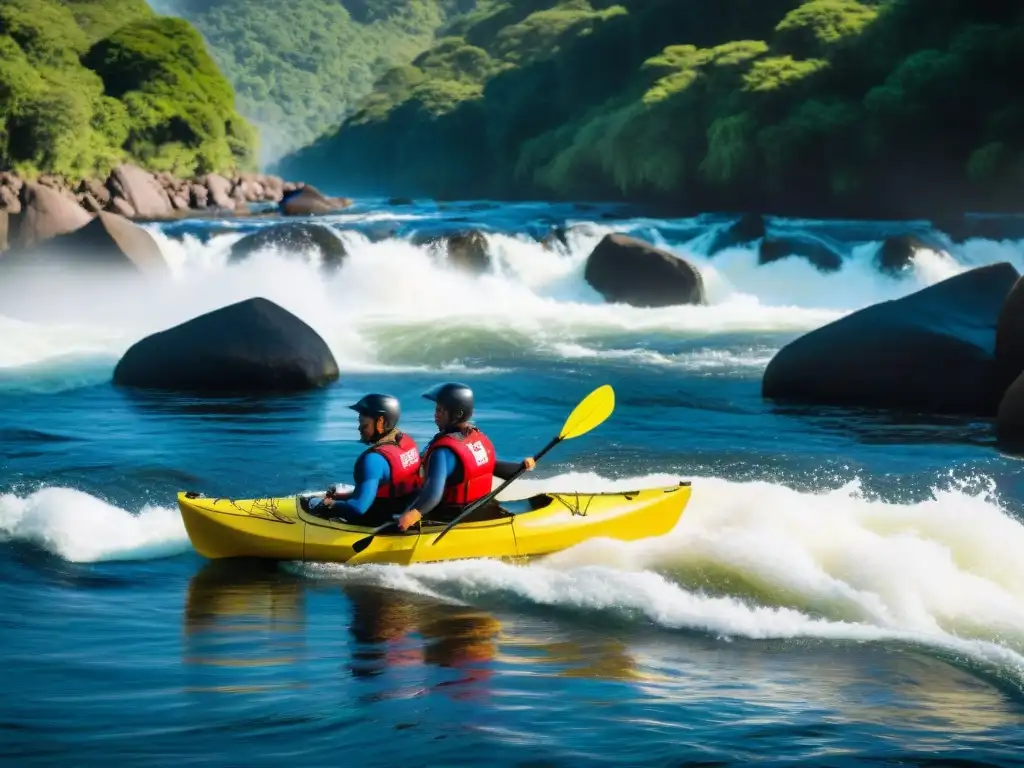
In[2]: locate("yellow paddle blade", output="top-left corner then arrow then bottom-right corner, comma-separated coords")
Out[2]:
558,384 -> 615,440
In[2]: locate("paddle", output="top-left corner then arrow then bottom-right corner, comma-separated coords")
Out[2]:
431,383 -> 615,546
350,519 -> 398,554
350,384 -> 615,555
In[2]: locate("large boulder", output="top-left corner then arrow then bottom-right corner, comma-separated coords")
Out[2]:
0,211 -> 167,277
42,212 -> 167,274
584,233 -> 705,308
106,164 -> 174,219
279,185 -> 352,216
112,297 -> 340,393
7,182 -> 91,250
229,223 -> 347,268
762,263 -> 1020,415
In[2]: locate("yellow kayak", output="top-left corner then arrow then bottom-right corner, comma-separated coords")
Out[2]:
176,481 -> 692,565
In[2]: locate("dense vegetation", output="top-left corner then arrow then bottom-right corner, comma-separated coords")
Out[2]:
158,0 -> 478,162
277,0 -> 1024,217
0,0 -> 256,180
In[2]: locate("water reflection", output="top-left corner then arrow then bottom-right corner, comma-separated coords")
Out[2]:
343,584 -> 501,700
182,560 -> 307,693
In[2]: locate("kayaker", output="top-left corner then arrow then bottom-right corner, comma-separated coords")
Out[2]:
394,382 -> 535,531
311,393 -> 423,525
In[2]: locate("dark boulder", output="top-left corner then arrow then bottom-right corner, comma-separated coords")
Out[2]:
584,233 -> 705,308
412,230 -> 490,274
279,185 -> 352,216
708,214 -> 765,255
229,223 -> 347,268
996,371 -> 1024,449
762,263 -> 1020,415
113,297 -> 339,393
874,234 -> 949,276
759,235 -> 842,272
994,275 -> 1024,396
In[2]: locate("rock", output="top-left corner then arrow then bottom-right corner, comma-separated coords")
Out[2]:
412,230 -> 490,273
584,233 -> 706,308
0,185 -> 19,213
762,263 -> 1021,415
994,275 -> 1024,396
79,194 -> 103,213
759,235 -> 842,272
205,174 -> 234,209
112,297 -> 339,393
0,212 -> 167,279
107,164 -> 174,219
8,182 -> 92,250
229,223 -> 347,267
109,197 -> 136,219
997,371 -> 1024,449
875,235 -> 946,275
190,184 -> 209,209
279,185 -> 352,216
709,214 -> 765,255
42,212 -> 168,275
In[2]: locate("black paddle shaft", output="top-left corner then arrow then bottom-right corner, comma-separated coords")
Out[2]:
432,435 -> 562,545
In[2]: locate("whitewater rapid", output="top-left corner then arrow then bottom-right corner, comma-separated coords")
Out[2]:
4,468 -> 1024,681
1,213 -> 1020,382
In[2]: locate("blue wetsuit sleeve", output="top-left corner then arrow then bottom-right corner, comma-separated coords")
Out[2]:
334,452 -> 389,517
406,447 -> 455,516
494,459 -> 522,480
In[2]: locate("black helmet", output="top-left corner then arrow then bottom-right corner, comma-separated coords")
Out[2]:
423,382 -> 474,422
348,393 -> 400,430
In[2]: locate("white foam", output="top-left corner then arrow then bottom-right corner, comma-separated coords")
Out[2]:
0,486 -> 191,562
0,218 -> 1020,373
297,470 -> 1024,677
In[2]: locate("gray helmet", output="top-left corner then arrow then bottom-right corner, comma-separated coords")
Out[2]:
348,393 -> 400,430
423,382 -> 474,422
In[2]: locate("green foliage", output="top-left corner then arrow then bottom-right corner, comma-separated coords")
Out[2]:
165,0 -> 476,162
0,0 -> 255,180
277,0 -> 1024,215
774,0 -> 879,58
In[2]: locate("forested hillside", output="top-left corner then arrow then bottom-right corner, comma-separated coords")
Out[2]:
277,0 -> 1024,218
155,0 -> 479,162
0,0 -> 256,180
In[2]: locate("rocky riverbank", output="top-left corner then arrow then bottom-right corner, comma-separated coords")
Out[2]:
0,163 -> 353,221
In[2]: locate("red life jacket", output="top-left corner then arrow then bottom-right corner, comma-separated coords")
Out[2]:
422,426 -> 496,505
363,431 -> 423,499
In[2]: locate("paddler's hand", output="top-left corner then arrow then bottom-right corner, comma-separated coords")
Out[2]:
396,509 -> 421,531
522,457 -> 536,471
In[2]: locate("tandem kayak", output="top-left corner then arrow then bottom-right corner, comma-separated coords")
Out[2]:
176,481 -> 693,565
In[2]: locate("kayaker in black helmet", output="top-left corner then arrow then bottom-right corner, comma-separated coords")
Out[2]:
394,382 -> 535,531
311,393 -> 423,525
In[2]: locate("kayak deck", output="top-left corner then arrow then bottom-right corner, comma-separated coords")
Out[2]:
177,480 -> 692,565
